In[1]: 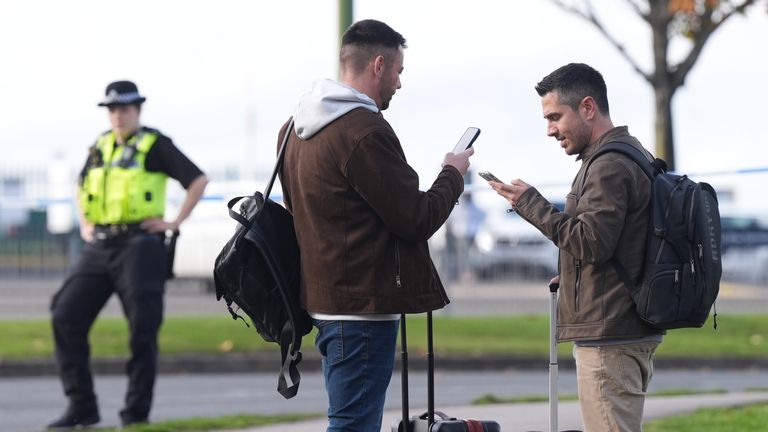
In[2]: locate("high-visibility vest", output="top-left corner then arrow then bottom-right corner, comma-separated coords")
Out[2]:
79,130 -> 167,224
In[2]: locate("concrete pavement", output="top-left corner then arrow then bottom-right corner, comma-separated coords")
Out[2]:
224,391 -> 768,432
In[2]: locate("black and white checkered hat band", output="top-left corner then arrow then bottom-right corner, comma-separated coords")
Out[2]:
101,90 -> 144,105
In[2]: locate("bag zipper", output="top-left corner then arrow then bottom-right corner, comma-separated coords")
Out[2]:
674,268 -> 681,316
574,259 -> 581,312
395,240 -> 402,288
688,244 -> 696,277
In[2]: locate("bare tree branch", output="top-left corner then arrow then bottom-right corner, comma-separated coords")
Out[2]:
716,0 -> 757,25
550,0 -> 652,83
672,0 -> 757,87
547,0 -> 763,170
550,0 -> 590,19
623,0 -> 650,22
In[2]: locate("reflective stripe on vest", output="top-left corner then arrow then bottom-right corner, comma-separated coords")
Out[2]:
79,130 -> 168,224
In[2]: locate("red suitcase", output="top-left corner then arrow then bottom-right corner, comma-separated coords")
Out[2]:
391,312 -> 501,432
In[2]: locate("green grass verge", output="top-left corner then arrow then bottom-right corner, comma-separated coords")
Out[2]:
649,388 -> 727,397
1,314 -> 766,359
645,403 -> 768,431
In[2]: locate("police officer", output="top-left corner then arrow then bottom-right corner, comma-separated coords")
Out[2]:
48,80 -> 208,429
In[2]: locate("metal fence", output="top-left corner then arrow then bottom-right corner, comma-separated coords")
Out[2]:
2,165 -> 768,286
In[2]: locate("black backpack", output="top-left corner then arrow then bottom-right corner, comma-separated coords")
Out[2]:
213,119 -> 312,398
586,142 -> 722,330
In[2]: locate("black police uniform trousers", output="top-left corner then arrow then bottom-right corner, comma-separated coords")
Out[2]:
51,230 -> 166,422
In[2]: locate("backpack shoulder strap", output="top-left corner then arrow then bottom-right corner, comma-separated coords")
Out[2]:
589,142 -> 656,180
580,141 -> 657,292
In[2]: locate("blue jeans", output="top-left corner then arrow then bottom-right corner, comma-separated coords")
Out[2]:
313,318 -> 399,432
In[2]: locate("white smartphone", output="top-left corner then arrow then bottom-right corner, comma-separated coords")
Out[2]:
452,127 -> 481,154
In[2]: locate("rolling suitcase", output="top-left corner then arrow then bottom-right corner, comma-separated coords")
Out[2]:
392,311 -> 501,432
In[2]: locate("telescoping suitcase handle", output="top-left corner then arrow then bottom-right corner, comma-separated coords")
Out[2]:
400,313 -> 410,432
541,281 -> 582,432
399,311 -> 437,432
549,281 -> 559,432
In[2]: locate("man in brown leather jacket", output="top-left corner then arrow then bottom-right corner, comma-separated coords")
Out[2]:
278,19 -> 473,432
490,63 -> 663,432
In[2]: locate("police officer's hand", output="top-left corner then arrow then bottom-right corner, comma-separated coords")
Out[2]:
442,147 -> 474,176
141,217 -> 178,234
80,223 -> 95,243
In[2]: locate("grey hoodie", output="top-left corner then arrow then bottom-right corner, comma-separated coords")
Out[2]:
293,79 -> 379,140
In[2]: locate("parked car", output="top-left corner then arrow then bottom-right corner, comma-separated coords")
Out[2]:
469,203 -> 562,280
722,245 -> 768,284
720,214 -> 768,283
720,215 -> 768,253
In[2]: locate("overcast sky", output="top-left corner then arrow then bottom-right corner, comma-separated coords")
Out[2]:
1,0 -> 766,211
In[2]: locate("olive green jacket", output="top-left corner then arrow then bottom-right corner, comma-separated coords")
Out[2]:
516,126 -> 663,341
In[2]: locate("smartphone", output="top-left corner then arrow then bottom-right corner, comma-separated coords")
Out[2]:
452,127 -> 481,154
478,171 -> 502,183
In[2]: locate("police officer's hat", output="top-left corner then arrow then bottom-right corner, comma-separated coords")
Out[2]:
97,80 -> 147,107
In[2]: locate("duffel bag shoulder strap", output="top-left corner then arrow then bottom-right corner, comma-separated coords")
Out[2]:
263,118 -> 303,399
225,118 -> 294,228
265,117 -> 294,199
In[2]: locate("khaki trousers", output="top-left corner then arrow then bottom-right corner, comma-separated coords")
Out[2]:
573,341 -> 659,432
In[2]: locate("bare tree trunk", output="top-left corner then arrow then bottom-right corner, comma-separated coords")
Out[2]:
549,0 -> 759,173
649,1 -> 677,171
654,84 -> 676,171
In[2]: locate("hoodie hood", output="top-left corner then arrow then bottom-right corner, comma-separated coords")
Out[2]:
293,79 -> 379,139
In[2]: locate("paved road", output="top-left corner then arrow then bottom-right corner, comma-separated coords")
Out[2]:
2,369 -> 767,432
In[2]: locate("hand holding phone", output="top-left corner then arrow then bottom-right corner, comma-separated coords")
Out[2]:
478,171 -> 502,183
452,127 -> 481,154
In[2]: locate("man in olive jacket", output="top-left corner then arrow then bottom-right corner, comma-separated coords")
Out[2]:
490,63 -> 663,432
277,20 -> 473,432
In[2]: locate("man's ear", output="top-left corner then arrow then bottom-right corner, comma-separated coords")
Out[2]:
372,54 -> 386,78
580,96 -> 598,120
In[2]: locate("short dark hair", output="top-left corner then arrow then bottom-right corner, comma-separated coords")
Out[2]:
535,63 -> 610,115
340,19 -> 407,73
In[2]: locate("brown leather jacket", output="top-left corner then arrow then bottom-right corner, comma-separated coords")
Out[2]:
277,108 -> 463,314
516,127 -> 663,341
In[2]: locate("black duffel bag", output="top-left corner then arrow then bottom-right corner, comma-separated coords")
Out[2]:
213,118 -> 311,399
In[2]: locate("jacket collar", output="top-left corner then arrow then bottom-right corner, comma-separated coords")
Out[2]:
577,126 -> 630,162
